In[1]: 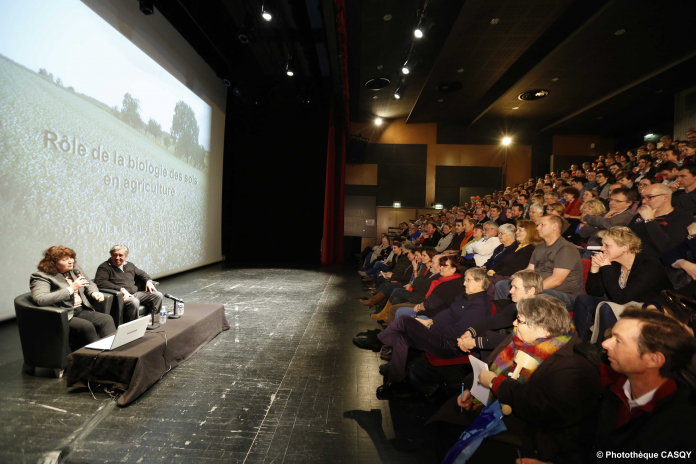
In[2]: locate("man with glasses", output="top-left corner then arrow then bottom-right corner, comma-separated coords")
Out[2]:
672,163 -> 696,216
628,183 -> 692,259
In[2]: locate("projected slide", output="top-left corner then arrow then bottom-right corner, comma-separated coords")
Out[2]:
0,0 -> 223,320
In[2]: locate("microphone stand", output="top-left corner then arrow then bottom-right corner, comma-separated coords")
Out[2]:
168,296 -> 182,319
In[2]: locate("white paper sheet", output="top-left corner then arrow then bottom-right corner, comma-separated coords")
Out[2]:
469,355 -> 490,406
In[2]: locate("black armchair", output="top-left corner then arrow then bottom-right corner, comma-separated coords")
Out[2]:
14,291 -> 114,378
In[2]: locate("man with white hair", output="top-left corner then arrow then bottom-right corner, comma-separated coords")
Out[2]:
464,221 -> 501,267
95,245 -> 163,322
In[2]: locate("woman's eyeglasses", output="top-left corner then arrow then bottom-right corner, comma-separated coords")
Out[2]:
515,316 -> 528,325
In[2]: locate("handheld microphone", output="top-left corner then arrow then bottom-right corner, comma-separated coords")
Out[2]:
164,294 -> 184,303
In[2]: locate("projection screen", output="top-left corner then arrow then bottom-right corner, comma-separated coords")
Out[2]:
0,0 -> 226,321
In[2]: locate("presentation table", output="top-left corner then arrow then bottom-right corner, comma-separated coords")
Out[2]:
66,303 -> 229,406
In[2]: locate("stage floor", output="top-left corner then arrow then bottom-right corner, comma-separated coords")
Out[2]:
0,263 -> 439,464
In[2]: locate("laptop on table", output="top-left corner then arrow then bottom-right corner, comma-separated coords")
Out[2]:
85,316 -> 151,350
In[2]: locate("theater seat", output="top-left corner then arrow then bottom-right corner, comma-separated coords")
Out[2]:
14,291 -> 113,378
582,259 -> 591,285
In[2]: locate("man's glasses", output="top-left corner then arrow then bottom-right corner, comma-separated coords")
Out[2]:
641,194 -> 666,201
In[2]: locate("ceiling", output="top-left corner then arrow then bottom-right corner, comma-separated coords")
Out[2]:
345,0 -> 696,139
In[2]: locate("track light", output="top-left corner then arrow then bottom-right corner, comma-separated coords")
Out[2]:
286,54 -> 294,76
375,118 -> 383,125
414,28 -> 423,38
502,137 -> 512,146
394,83 -> 406,100
262,2 -> 272,21
402,57 -> 411,75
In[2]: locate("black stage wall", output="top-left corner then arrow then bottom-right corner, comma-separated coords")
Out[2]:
221,82 -> 332,265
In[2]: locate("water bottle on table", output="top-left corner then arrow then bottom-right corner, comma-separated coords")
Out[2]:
159,306 -> 167,324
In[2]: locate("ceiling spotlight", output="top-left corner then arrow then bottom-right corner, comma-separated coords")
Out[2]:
614,29 -> 626,36
394,83 -> 406,100
377,65 -> 383,70
490,18 -> 500,25
437,99 -> 443,103
285,54 -> 294,76
373,95 -> 378,100
551,77 -> 559,81
502,137 -> 512,146
375,118 -> 383,125
262,3 -> 272,21
512,106 -> 519,110
414,27 -> 424,38
457,68 -> 464,73
402,64 -> 410,75
384,14 -> 392,21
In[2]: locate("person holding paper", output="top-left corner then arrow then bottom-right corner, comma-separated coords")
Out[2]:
426,295 -> 602,464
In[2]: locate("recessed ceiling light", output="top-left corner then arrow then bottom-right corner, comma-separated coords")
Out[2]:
373,95 -> 378,99
437,99 -> 444,103
551,77 -> 559,81
457,68 -> 464,73
614,29 -> 626,36
490,18 -> 500,25
518,89 -> 549,100
377,65 -> 383,70
512,106 -> 519,110
383,14 -> 392,21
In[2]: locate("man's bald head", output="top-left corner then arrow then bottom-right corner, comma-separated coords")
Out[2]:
644,183 -> 672,198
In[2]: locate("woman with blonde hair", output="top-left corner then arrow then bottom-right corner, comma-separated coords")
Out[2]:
573,226 -> 672,343
578,187 -> 636,254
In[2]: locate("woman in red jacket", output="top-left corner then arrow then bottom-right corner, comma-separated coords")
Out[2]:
562,187 -> 583,217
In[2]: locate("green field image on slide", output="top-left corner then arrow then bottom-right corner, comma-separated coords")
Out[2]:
0,53 -> 209,275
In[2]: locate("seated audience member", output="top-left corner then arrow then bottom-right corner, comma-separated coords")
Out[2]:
571,177 -> 588,200
543,192 -> 559,205
382,254 -> 465,326
585,170 -> 598,190
495,215 -> 585,311
372,247 -> 439,321
420,221 -> 444,247
615,171 -> 635,190
628,183 -> 692,259
579,188 -> 637,253
658,161 -> 680,189
427,295 -> 601,463
582,189 -> 599,202
636,176 -> 659,196
595,309 -> 696,457
562,187 -> 583,217
407,222 -> 421,242
374,267 -> 492,396
359,236 -> 390,275
489,205 -> 507,226
363,241 -> 402,284
431,222 -> 453,251
444,218 -> 474,254
661,222 -> 696,295
398,222 -> 409,238
595,170 -> 612,199
634,155 -> 657,183
31,246 -> 115,349
458,269 -> 542,359
672,163 -> 696,216
528,203 -> 544,224
464,221 -> 501,267
94,245 -> 163,323
480,224 -> 518,290
486,220 -> 543,282
573,227 -> 672,344
360,243 -> 416,307
545,202 -> 571,233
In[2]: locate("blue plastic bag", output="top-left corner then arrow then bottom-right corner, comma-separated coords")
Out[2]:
441,400 -> 508,464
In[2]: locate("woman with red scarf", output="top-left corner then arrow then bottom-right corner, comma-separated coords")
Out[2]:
426,294 -> 602,463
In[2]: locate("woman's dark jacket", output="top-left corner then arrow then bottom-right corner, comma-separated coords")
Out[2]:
585,254 -> 672,304
430,292 -> 492,341
408,271 -> 440,304
487,242 -> 535,277
390,255 -> 414,283
420,276 -> 466,318
429,333 -> 602,464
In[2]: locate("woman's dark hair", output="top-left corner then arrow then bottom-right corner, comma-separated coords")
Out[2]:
421,247 -> 438,260
37,246 -> 76,274
438,254 -> 464,273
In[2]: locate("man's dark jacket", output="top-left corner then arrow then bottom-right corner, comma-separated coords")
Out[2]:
94,260 -> 152,294
594,377 -> 696,461
421,231 -> 443,247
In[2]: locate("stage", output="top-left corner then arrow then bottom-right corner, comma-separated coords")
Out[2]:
0,263 -> 439,464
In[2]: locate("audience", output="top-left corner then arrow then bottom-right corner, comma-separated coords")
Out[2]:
353,131 -> 696,461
